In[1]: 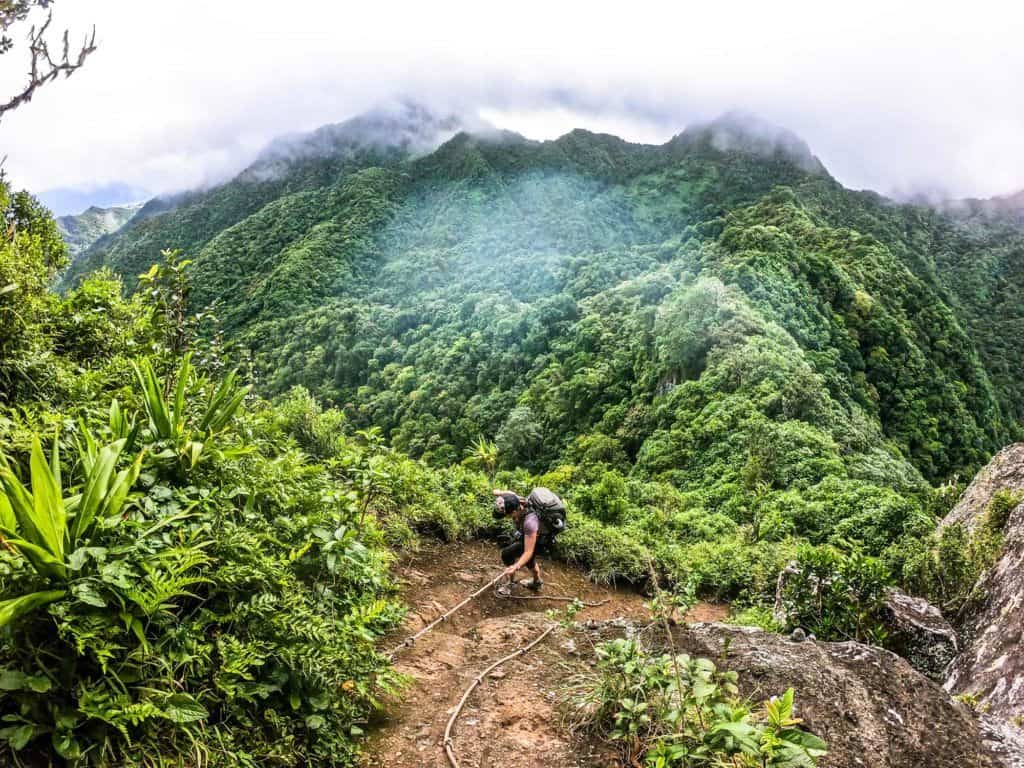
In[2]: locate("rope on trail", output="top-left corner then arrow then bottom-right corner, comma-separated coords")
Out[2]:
383,570 -> 608,765
498,593 -> 611,607
385,573 -> 505,660
443,622 -> 557,768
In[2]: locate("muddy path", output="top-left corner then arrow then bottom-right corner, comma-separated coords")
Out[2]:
362,540 -> 727,768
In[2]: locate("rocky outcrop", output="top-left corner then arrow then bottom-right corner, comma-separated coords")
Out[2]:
942,443 -> 1024,533
979,716 -> 1024,768
944,499 -> 1024,722
773,561 -> 957,681
672,622 -> 1017,768
881,587 -> 958,681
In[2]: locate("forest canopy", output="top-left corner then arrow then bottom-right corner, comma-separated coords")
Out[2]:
9,102 -> 1024,763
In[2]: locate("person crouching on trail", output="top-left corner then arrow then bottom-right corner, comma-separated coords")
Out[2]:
492,490 -> 544,597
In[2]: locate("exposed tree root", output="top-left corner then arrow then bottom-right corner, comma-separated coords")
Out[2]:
443,622 -> 558,768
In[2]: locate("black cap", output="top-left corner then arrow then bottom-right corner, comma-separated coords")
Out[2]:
493,492 -> 521,519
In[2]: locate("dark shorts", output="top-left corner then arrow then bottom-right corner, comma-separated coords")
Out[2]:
500,535 -> 551,570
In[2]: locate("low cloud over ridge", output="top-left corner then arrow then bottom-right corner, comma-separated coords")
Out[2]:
1,0 -> 1022,213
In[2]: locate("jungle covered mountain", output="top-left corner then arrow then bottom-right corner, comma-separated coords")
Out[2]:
55,202 -> 143,257
61,101 -> 471,288
61,105 -> 1024,563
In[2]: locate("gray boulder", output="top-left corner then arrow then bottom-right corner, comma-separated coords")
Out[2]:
944,498 -> 1024,722
942,443 -> 1024,533
673,622 -> 1018,768
881,587 -> 958,681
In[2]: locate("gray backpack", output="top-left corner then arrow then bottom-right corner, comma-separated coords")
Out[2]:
527,487 -> 567,537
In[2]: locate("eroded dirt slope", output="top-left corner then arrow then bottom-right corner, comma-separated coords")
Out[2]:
362,540 -> 726,768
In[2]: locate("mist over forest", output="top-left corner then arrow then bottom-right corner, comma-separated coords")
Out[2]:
3,3 -> 1024,766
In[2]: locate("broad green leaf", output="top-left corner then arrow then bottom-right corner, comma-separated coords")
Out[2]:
0,723 -> 34,750
72,439 -> 126,542
27,675 -> 51,693
209,387 -> 249,432
692,679 -> 717,698
0,464 -> 41,548
162,694 -> 208,724
134,360 -> 172,437
4,536 -> 66,580
76,421 -> 98,474
0,670 -> 26,690
52,730 -> 80,760
99,560 -> 135,589
67,546 -> 107,571
103,450 -> 144,521
710,721 -> 761,752
0,482 -> 15,533
0,590 -> 66,629
185,441 -> 203,469
29,436 -> 65,561
72,582 -> 106,608
67,548 -> 89,571
779,728 -> 829,755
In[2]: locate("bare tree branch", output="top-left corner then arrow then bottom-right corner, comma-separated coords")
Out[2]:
0,1 -> 96,120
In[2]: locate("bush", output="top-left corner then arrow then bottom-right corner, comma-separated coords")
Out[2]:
573,469 -> 631,524
0,364 -> 404,766
568,638 -> 826,767
729,604 -> 783,632
274,385 -> 349,460
776,544 -> 891,644
889,489 -> 1020,613
555,516 -> 650,584
657,536 -> 794,602
662,508 -> 739,542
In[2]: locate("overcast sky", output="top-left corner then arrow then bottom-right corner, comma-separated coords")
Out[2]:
1,1 -> 1022,214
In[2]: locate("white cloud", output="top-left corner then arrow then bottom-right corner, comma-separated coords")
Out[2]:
0,0 -> 1022,212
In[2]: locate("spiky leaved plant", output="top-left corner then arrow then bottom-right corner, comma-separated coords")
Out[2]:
0,431 -> 142,628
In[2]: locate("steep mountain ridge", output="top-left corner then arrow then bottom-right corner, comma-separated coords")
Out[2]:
55,202 -> 142,257
60,102 -> 471,289
60,105 -> 1024,499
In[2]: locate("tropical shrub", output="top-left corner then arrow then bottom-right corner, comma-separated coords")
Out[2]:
568,638 -> 827,767
0,365 -> 404,766
888,489 -> 1021,613
775,544 -> 892,644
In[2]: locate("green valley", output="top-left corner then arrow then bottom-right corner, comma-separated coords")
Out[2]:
5,101 -> 1024,765
62,108 -> 1024,570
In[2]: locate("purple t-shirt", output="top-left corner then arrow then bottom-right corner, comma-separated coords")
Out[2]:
518,511 -> 540,537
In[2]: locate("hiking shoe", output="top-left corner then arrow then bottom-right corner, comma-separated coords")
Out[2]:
524,579 -> 544,592
495,583 -> 512,597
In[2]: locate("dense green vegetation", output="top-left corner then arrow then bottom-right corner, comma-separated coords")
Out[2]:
889,488 -> 1021,615
60,107 -> 1024,616
568,638 -> 826,767
11,101 -> 1024,761
0,177 -> 501,765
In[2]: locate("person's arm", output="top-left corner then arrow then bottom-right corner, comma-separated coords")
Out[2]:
503,531 -> 537,576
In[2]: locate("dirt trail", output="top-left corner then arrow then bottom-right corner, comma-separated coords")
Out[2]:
362,540 -> 727,768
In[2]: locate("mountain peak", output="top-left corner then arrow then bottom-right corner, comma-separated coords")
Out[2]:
245,100 -> 484,181
671,110 -> 826,175
56,202 -> 143,257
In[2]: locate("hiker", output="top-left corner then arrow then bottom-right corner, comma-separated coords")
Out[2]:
491,487 -> 566,597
